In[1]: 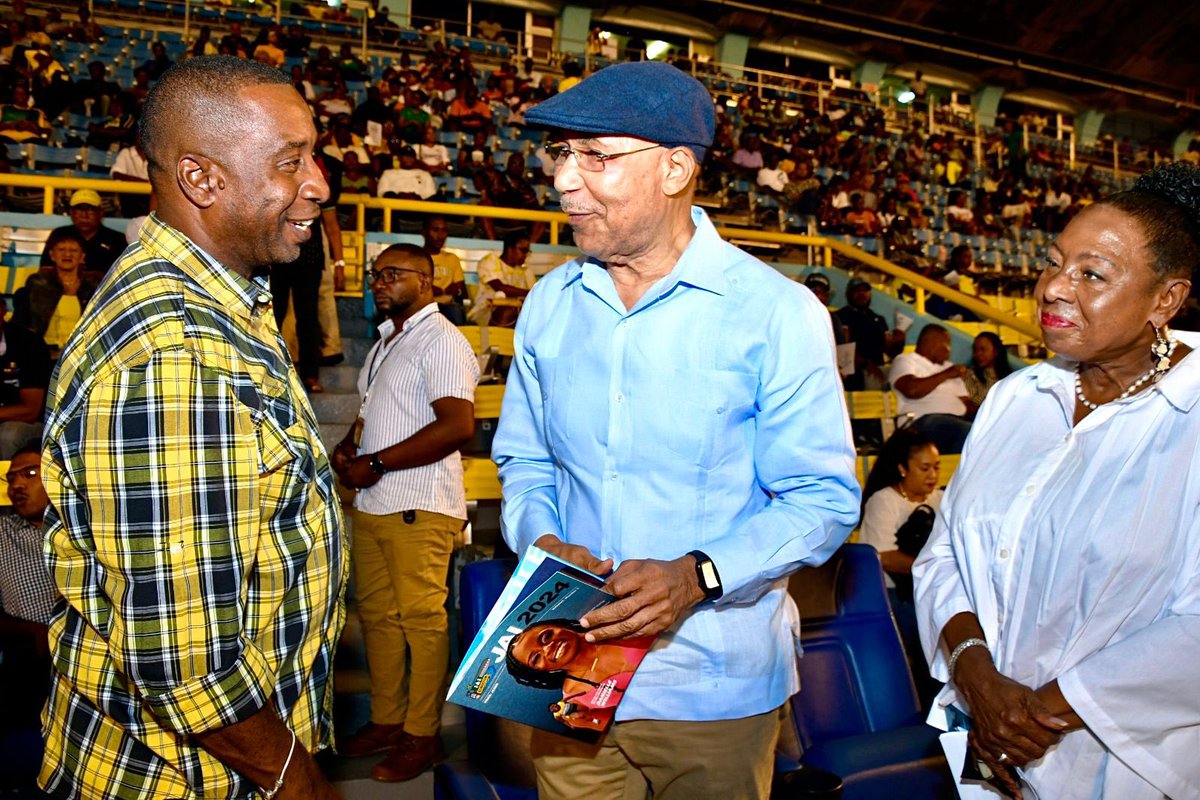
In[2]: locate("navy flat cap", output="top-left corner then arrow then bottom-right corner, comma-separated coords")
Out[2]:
525,61 -> 715,161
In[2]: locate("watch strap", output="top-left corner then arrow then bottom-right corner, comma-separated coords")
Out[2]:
687,549 -> 723,602
370,452 -> 388,475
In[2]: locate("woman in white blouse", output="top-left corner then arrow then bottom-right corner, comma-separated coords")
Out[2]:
914,162 -> 1200,800
859,428 -> 943,584
860,428 -> 943,704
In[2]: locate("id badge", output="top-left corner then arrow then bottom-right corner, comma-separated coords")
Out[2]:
352,417 -> 365,447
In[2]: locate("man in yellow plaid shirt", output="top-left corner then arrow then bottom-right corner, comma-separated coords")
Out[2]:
39,57 -> 347,799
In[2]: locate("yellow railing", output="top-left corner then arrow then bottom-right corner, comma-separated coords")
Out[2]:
0,174 -> 1040,345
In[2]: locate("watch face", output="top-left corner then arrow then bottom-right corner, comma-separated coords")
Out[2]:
699,560 -> 720,590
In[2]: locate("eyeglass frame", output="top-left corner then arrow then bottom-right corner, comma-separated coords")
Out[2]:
543,142 -> 663,172
365,266 -> 429,285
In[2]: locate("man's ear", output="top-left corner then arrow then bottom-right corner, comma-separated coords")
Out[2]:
177,153 -> 222,209
661,147 -> 698,197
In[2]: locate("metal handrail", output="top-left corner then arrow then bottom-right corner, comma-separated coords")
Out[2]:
0,173 -> 1039,342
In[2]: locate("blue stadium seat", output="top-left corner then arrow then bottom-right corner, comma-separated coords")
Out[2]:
784,544 -> 953,799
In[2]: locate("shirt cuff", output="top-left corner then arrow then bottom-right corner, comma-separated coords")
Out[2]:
142,640 -> 274,735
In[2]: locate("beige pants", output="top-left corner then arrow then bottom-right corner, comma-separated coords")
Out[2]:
351,508 -> 458,736
531,705 -> 783,800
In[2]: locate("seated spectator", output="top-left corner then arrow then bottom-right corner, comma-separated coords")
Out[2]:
337,42 -> 368,82
0,447 -> 58,756
139,41 -> 173,81
281,23 -> 311,58
110,141 -> 151,218
1043,175 -> 1073,231
68,60 -> 120,116
351,84 -> 391,126
308,45 -> 341,88
946,189 -> 975,234
803,272 -> 847,343
446,84 -> 492,134
470,228 -> 533,327
338,150 -> 376,196
186,25 -> 218,58
125,67 -> 152,109
319,113 -> 370,166
828,175 -> 851,211
974,192 -> 1006,237
844,192 -> 881,236
557,59 -> 584,92
219,21 -> 251,58
756,155 -> 789,194
316,78 -> 356,122
890,323 -> 974,454
835,277 -> 906,390
858,427 -> 942,701
415,125 -> 451,174
488,153 -> 546,242
85,91 -> 137,149
925,266 -> 980,322
0,298 -> 51,459
253,28 -> 286,69
731,130 -> 764,175
40,190 -> 128,278
395,89 -> 431,143
423,215 -> 467,324
291,64 -> 317,104
0,83 -> 50,144
893,172 -> 919,205
378,145 -> 436,200
963,331 -> 1012,407
875,195 -> 899,231
456,130 -> 494,177
781,161 -> 821,216
17,229 -> 99,358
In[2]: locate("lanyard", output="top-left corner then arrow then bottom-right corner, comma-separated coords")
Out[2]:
359,310 -> 436,417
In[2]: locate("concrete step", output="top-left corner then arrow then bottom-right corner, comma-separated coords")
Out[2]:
308,390 -> 361,426
318,364 -> 361,394
335,295 -> 375,340
344,336 -> 375,368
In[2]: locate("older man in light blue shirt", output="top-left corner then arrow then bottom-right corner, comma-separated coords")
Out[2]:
493,61 -> 859,800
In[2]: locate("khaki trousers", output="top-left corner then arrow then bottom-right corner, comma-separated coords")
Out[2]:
351,508 -> 458,736
531,705 -> 783,800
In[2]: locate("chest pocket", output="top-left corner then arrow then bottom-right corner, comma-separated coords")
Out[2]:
656,368 -> 758,470
538,357 -> 577,452
252,374 -> 309,482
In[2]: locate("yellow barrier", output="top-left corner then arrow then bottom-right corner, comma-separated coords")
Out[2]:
0,174 -> 1040,349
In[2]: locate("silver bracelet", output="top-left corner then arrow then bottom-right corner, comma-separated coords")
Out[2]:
947,637 -> 990,680
261,729 -> 297,800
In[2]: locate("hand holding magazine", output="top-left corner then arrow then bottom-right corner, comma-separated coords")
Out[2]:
448,546 -> 657,742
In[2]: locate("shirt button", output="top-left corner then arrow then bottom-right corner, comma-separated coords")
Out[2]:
614,392 -> 624,403
610,473 -> 618,481
256,293 -> 271,305
999,548 -> 1011,559
1024,485 -> 1036,495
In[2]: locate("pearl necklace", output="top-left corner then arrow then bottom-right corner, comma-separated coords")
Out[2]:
1075,336 -> 1177,410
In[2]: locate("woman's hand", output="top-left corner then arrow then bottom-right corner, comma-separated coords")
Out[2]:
954,649 -> 1069,796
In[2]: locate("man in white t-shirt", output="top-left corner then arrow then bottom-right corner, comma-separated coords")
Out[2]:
890,323 -> 974,453
378,145 -> 436,200
469,228 -> 533,327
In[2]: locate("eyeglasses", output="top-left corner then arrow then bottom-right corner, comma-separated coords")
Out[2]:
543,142 -> 662,172
365,266 -> 427,284
4,465 -> 38,482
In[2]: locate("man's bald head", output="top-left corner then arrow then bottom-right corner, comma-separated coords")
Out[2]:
140,56 -> 294,189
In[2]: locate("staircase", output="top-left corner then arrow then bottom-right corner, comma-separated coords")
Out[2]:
309,295 -> 375,740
